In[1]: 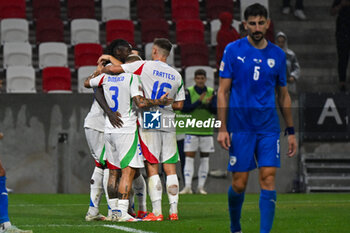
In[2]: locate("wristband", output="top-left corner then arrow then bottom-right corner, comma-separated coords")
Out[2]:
284,127 -> 295,136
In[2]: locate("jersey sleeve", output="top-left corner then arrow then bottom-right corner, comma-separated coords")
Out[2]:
277,51 -> 287,87
219,43 -> 235,79
175,78 -> 185,101
121,61 -> 146,74
89,74 -> 106,87
129,74 -> 143,98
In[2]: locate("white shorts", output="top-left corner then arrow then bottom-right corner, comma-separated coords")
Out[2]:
104,131 -> 144,169
138,128 -> 179,164
85,128 -> 106,164
184,135 -> 215,153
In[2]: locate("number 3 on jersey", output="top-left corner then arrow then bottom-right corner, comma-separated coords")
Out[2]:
253,66 -> 260,81
109,86 -> 119,112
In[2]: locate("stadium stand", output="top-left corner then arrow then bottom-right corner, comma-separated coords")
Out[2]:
32,0 -> 60,20
36,18 -> 64,44
3,42 -> 32,68
67,0 -> 95,20
6,66 -> 36,93
0,0 -> 26,19
172,0 -> 199,21
137,0 -> 164,20
141,19 -> 169,44
180,43 -> 209,67
101,0 -> 130,21
77,66 -> 96,93
1,18 -> 28,44
42,67 -> 71,92
106,19 -> 135,46
176,19 -> 204,45
71,19 -> 100,45
74,43 -> 103,69
39,42 -> 68,69
206,0 -> 234,21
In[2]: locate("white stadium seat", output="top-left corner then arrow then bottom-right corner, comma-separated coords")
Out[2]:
1,19 -> 29,44
77,66 -> 96,93
3,42 -> 32,68
71,19 -> 100,45
102,0 -> 130,22
39,42 -> 68,69
6,66 -> 36,93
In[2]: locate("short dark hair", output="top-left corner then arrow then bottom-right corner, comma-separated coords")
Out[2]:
125,54 -> 142,63
195,69 -> 206,77
106,39 -> 132,57
153,38 -> 172,53
244,3 -> 268,20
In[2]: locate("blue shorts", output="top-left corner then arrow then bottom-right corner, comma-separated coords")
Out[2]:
227,132 -> 280,172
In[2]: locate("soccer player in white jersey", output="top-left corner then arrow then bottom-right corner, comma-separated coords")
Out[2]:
99,38 -> 185,221
85,54 -> 173,222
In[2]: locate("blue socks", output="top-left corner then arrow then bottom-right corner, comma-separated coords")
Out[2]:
228,186 -> 244,233
259,189 -> 276,233
0,176 -> 9,224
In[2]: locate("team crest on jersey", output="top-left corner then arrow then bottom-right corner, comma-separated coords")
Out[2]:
267,58 -> 275,68
219,61 -> 225,71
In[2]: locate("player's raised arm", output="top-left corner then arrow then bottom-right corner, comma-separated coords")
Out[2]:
100,64 -> 125,75
217,77 -> 232,150
133,92 -> 174,108
277,85 -> 297,157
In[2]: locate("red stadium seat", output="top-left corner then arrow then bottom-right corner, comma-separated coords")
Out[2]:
180,43 -> 209,67
67,0 -> 95,20
141,19 -> 169,44
106,20 -> 135,46
206,0 -> 234,21
0,0 -> 26,19
137,0 -> 164,20
36,18 -> 64,44
42,67 -> 71,92
33,0 -> 60,20
172,0 -> 199,21
176,19 -> 204,45
74,43 -> 103,69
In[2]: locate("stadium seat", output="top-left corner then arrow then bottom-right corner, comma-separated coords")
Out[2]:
240,0 -> 269,20
106,20 -> 135,46
176,19 -> 204,45
172,0 -> 199,21
3,42 -> 32,68
39,42 -> 68,69
184,66 -> 214,88
33,0 -> 60,19
6,66 -> 36,93
210,18 -> 241,46
67,0 -> 95,20
206,0 -> 234,21
42,67 -> 71,92
0,0 -> 26,19
36,18 -> 64,43
137,0 -> 164,20
77,66 -> 96,93
71,19 -> 99,45
102,0 -> 130,21
145,42 -> 175,67
74,43 -> 103,69
180,43 -> 209,67
1,18 -> 28,44
141,19 -> 169,44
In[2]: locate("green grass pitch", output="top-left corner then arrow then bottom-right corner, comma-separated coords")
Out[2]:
7,193 -> 350,233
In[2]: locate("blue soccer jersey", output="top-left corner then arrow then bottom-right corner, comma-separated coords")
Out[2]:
219,37 -> 287,133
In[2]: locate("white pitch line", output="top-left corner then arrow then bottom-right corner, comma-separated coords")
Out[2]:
103,224 -> 156,233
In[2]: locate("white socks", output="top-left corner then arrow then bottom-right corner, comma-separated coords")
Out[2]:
148,175 -> 162,216
103,168 -> 112,217
133,174 -> 147,212
184,157 -> 194,188
108,198 -> 118,211
88,166 -> 104,215
198,157 -> 209,189
166,174 -> 179,214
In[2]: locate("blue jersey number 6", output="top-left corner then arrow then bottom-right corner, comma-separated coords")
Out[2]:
109,86 -> 119,112
151,81 -> 172,108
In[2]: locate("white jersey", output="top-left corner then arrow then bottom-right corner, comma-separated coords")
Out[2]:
121,60 -> 185,131
84,98 -> 105,132
89,73 -> 142,134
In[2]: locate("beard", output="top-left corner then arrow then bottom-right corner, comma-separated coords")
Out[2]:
250,32 -> 264,43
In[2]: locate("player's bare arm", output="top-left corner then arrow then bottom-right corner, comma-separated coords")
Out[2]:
100,64 -> 125,75
97,54 -> 123,66
277,86 -> 297,157
133,92 -> 174,108
217,78 -> 232,150
172,101 -> 184,110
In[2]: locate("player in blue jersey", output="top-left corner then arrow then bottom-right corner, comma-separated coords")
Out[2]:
217,3 -> 297,233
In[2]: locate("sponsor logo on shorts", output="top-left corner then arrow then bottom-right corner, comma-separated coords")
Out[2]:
229,156 -> 237,166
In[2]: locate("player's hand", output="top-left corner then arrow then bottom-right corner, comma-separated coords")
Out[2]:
0,132 -> 3,140
107,111 -> 123,128
217,130 -> 231,150
287,134 -> 297,157
160,92 -> 174,105
97,54 -> 111,64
